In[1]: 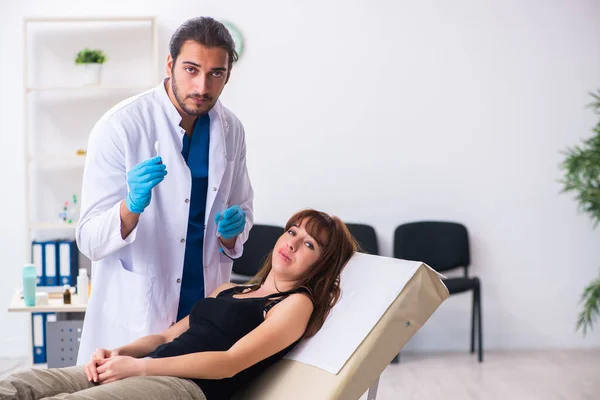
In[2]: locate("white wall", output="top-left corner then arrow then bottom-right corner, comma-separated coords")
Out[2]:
1,0 -> 600,359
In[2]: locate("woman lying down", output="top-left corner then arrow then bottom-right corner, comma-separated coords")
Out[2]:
0,209 -> 358,400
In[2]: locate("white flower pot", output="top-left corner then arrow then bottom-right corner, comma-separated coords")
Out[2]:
80,63 -> 103,85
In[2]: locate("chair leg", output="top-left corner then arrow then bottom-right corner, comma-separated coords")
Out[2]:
367,375 -> 380,400
470,288 -> 476,354
477,281 -> 483,363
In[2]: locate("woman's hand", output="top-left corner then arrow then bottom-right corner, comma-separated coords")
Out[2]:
96,356 -> 147,384
84,348 -> 120,383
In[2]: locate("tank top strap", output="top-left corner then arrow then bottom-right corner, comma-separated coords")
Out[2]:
263,287 -> 311,314
263,286 -> 309,300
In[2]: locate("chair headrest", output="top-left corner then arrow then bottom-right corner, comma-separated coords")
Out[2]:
285,252 -> 446,374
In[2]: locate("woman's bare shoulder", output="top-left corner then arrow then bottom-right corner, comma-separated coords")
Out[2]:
208,282 -> 236,298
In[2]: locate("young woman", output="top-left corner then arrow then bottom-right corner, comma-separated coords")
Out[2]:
0,209 -> 358,400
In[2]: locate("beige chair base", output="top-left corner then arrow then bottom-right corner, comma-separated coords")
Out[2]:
235,262 -> 449,400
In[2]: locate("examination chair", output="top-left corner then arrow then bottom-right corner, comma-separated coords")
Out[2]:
234,252 -> 449,400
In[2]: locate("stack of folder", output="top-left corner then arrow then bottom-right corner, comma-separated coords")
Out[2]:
30,240 -> 79,364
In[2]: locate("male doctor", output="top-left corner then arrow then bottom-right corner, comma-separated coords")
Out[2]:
75,17 -> 254,365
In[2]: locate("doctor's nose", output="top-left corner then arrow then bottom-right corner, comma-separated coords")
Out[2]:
194,75 -> 209,94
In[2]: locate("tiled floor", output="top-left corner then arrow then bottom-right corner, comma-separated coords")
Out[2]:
366,349 -> 600,400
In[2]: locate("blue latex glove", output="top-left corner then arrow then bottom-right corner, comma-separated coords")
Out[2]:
125,156 -> 167,214
215,205 -> 246,239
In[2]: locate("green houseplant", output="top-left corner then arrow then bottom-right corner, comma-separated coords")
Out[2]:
74,48 -> 107,85
74,48 -> 107,64
560,90 -> 600,335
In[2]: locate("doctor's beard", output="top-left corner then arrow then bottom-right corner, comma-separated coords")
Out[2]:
171,75 -> 215,117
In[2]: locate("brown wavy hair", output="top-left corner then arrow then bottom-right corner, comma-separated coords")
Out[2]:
245,209 -> 358,338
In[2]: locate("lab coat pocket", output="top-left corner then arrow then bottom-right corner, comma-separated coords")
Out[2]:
101,259 -> 155,333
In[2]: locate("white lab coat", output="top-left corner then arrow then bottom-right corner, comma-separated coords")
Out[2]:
75,80 -> 254,365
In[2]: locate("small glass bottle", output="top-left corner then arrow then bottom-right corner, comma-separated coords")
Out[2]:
63,285 -> 72,305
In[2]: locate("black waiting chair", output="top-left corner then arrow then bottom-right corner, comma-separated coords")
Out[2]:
345,223 -> 379,255
393,221 -> 482,363
231,224 -> 285,284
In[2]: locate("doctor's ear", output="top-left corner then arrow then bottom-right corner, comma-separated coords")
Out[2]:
166,55 -> 174,78
225,64 -> 233,84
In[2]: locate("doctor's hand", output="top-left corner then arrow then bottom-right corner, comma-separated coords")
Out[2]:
126,157 -> 167,214
84,348 -> 120,383
96,355 -> 145,385
215,205 -> 246,239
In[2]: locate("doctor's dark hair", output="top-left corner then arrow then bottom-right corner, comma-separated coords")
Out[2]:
169,16 -> 238,67
246,209 -> 358,338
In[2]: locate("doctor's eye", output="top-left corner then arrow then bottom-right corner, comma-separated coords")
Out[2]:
185,67 -> 197,74
212,71 -> 224,78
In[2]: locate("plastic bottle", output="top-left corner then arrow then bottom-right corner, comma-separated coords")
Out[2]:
22,264 -> 37,307
77,268 -> 89,304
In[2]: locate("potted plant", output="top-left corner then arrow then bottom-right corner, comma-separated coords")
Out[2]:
74,48 -> 107,85
560,90 -> 600,335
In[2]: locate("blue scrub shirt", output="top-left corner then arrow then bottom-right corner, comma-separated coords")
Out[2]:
177,114 -> 210,321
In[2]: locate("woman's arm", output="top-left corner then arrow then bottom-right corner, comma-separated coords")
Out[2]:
95,282 -> 248,383
140,293 -> 313,380
114,316 -> 190,358
111,282 -> 234,357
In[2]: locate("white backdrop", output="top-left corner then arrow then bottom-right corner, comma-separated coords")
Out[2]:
1,0 -> 599,359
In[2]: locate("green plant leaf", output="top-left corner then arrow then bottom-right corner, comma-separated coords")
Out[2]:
74,48 -> 107,64
561,91 -> 600,334
576,275 -> 600,335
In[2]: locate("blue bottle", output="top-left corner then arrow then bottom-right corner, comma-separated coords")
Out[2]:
23,264 -> 37,307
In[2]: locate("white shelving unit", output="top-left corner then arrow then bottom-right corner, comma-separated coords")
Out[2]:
26,85 -> 156,92
22,15 -> 159,258
20,15 -> 159,366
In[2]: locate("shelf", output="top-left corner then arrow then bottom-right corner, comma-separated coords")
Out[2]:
26,85 -> 153,93
9,290 -> 86,313
30,222 -> 78,231
24,16 -> 155,24
29,154 -> 86,162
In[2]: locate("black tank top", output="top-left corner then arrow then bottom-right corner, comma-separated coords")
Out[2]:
145,286 -> 308,400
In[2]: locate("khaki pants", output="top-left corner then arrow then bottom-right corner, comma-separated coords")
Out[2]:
0,366 -> 206,400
